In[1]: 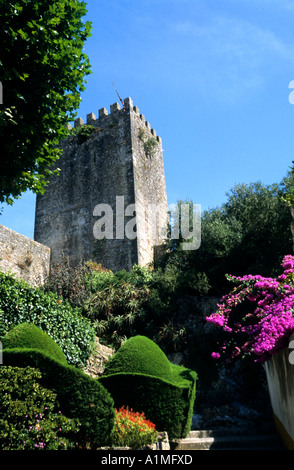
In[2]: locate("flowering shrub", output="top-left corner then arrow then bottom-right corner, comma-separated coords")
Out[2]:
110,406 -> 158,449
206,255 -> 294,363
15,408 -> 79,450
0,366 -> 80,450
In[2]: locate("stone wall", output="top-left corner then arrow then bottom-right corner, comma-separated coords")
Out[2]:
0,224 -> 50,287
34,97 -> 168,272
84,337 -> 114,379
130,102 -> 168,266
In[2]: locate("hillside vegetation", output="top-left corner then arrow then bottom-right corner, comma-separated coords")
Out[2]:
1,178 -> 293,448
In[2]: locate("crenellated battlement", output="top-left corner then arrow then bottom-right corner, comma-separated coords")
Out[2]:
69,97 -> 161,144
35,96 -> 167,273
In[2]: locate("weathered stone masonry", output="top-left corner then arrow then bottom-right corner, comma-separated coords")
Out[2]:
0,224 -> 50,287
34,97 -> 168,272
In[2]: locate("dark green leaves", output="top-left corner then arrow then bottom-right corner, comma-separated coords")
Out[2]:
0,0 -> 92,204
0,271 -> 95,366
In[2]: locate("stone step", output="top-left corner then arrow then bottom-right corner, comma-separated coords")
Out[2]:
170,429 -> 285,450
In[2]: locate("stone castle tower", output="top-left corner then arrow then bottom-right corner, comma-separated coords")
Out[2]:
34,97 -> 168,272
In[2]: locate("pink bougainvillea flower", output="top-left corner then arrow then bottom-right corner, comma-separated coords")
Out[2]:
206,255 -> 294,363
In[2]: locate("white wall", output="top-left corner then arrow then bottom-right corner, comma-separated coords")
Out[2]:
264,335 -> 294,447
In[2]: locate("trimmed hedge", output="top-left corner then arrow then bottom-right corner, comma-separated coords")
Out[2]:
3,347 -> 115,448
100,336 -> 197,439
103,335 -> 173,382
2,323 -> 67,365
0,271 -> 95,366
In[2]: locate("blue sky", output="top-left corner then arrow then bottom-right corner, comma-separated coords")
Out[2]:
2,0 -> 294,239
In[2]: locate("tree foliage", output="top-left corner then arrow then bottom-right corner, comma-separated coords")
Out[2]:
158,181 -> 292,295
0,0 -> 92,204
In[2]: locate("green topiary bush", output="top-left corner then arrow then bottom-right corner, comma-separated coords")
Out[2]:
100,336 -> 197,439
103,335 -> 173,382
2,323 -> 68,365
3,347 -> 115,448
0,270 -> 95,366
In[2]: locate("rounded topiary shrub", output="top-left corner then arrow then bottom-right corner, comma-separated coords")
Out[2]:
100,335 -> 197,439
2,323 -> 67,365
103,335 -> 173,382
